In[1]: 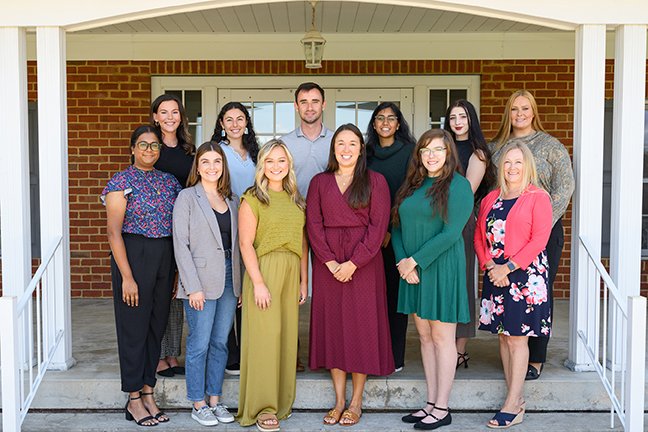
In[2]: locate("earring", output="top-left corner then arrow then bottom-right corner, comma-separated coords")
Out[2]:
244,127 -> 249,135
154,121 -> 159,127
221,130 -> 226,138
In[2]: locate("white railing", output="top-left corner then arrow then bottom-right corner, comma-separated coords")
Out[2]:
577,236 -> 646,432
1,236 -> 64,432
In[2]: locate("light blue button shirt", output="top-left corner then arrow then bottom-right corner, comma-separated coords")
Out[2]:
281,125 -> 333,197
219,142 -> 256,198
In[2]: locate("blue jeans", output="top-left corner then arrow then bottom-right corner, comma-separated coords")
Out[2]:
183,259 -> 237,401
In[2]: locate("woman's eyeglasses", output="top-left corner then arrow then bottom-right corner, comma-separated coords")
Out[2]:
136,141 -> 162,151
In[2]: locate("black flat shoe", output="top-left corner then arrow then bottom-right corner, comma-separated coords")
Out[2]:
414,407 -> 451,430
171,366 -> 185,375
402,402 -> 434,423
156,367 -> 174,378
525,364 -> 543,381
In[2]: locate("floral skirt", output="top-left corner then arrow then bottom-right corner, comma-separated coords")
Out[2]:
478,253 -> 552,337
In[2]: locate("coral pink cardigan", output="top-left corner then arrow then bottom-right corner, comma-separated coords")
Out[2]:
474,185 -> 552,271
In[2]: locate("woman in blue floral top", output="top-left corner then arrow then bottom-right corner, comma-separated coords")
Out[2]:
474,142 -> 552,429
102,125 -> 182,427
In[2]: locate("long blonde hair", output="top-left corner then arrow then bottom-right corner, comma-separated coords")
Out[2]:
492,90 -> 546,150
246,139 -> 305,210
497,142 -> 539,196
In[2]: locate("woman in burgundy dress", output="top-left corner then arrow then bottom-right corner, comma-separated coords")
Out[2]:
307,123 -> 393,427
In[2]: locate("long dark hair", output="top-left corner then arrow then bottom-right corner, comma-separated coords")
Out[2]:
210,102 -> 259,163
325,124 -> 371,209
365,102 -> 416,156
443,99 -> 494,202
150,93 -> 194,155
392,129 -> 459,225
187,141 -> 233,200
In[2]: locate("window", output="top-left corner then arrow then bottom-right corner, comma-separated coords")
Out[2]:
429,89 -> 468,128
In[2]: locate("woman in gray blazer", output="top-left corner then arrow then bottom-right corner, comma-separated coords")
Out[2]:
173,142 -> 242,427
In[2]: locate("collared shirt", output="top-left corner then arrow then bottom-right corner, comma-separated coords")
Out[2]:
218,141 -> 256,197
281,125 -> 333,197
101,165 -> 182,238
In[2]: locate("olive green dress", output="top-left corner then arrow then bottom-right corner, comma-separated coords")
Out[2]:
392,173 -> 473,323
237,189 -> 305,427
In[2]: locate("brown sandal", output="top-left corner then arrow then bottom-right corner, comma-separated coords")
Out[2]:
323,408 -> 343,425
339,408 -> 362,426
256,413 -> 280,432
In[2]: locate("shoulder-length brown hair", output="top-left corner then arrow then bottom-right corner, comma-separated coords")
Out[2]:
325,123 -> 371,209
150,93 -> 195,155
392,129 -> 460,225
492,90 -> 546,150
187,141 -> 233,200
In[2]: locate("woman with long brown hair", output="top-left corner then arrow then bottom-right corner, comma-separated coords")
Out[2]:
393,129 -> 473,430
307,124 -> 393,427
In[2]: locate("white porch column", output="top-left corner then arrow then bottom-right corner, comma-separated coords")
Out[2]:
0,27 -> 32,297
609,25 -> 647,298
566,25 -> 606,372
37,27 -> 75,370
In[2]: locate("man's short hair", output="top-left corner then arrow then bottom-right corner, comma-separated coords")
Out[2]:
294,82 -> 325,102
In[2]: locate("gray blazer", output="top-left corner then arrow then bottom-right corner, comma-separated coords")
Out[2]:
173,182 -> 242,299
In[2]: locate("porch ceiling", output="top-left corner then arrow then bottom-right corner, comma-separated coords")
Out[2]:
80,1 -> 562,34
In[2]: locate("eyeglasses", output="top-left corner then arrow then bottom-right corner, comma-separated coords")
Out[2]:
419,147 -> 447,157
136,141 -> 162,151
375,115 -> 398,123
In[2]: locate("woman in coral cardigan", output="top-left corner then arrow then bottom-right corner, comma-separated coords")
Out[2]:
474,142 -> 552,429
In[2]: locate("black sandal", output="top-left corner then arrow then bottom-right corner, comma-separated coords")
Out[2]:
456,352 -> 470,369
402,401 -> 435,423
141,392 -> 169,423
125,395 -> 157,427
414,406 -> 452,430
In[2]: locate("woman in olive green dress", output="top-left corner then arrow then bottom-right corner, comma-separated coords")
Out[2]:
236,139 -> 308,432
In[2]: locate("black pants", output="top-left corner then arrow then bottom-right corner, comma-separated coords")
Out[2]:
226,307 -> 242,366
384,240 -> 409,369
528,218 -> 564,364
111,234 -> 174,392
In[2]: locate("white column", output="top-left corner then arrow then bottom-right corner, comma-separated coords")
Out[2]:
609,25 -> 647,298
0,27 -> 32,297
37,27 -> 75,370
566,25 -> 606,372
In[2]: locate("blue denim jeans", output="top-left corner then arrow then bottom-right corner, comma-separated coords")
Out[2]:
183,258 -> 237,401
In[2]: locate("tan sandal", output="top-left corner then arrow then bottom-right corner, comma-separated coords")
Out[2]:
323,408 -> 343,425
339,408 -> 362,426
256,413 -> 280,432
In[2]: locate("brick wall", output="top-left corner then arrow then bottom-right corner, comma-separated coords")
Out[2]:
22,59 -> 648,298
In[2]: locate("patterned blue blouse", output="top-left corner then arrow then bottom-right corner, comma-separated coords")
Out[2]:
101,165 -> 182,238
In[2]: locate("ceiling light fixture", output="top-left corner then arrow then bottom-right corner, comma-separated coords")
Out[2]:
301,0 -> 326,69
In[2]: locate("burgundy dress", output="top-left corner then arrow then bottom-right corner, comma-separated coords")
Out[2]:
306,171 -> 395,375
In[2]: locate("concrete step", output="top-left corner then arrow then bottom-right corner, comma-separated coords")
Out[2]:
3,299 -> 644,413
12,410 -> 633,431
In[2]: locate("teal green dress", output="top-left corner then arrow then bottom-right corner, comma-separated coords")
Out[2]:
392,173 -> 473,323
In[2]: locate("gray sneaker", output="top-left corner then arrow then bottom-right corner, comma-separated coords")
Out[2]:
211,403 -> 235,423
192,405 -> 219,426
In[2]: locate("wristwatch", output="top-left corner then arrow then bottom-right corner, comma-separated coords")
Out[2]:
506,261 -> 516,272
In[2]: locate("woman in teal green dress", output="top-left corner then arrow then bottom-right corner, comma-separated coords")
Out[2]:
392,128 -> 473,430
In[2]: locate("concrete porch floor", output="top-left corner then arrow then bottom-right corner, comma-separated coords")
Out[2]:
23,299 -> 646,413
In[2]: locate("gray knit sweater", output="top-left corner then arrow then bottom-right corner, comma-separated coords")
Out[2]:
490,131 -> 575,227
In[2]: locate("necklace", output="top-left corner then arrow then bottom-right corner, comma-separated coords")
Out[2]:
335,172 -> 354,187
